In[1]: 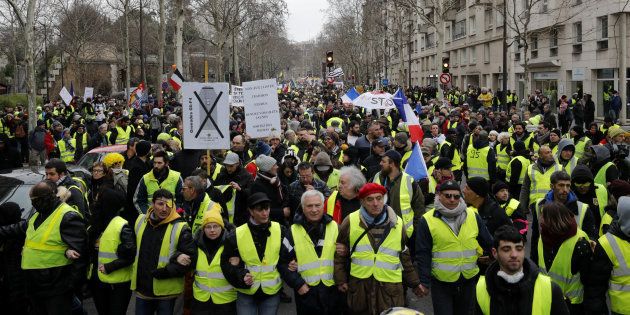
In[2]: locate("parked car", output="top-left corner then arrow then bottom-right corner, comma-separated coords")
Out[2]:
0,168 -> 44,219
71,144 -> 127,178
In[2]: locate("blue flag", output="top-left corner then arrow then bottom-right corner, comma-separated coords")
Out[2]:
405,141 -> 428,181
341,87 -> 360,104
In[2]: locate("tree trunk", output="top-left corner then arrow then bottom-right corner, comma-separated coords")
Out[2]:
174,0 -> 184,76
157,0 -> 165,106
25,0 -> 37,129
124,0 -> 131,101
139,0 -> 146,86
232,31 -> 240,85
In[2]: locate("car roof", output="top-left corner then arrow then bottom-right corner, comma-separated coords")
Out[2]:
88,144 -> 128,153
0,168 -> 45,185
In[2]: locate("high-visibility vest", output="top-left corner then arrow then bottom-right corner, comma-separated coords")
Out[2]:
476,274 -> 552,315
348,211 -> 403,283
211,164 -> 223,181
373,171 -> 415,237
190,194 -> 220,235
598,232 -> 630,314
326,190 -> 338,217
428,175 -> 437,194
600,212 -> 614,236
466,146 -> 490,180
506,156 -> 530,185
447,121 -> 458,130
536,199 -> 588,230
58,139 -> 76,163
115,126 -> 132,144
326,117 -> 345,129
556,157 -> 577,175
593,183 -> 609,226
21,203 -> 81,269
510,133 -> 538,152
216,185 -> 236,223
235,222 -> 283,295
142,169 -> 181,204
131,214 -> 186,296
192,246 -> 236,304
440,141 -> 462,171
314,168 -> 341,191
594,162 -> 614,187
537,229 -> 588,304
74,132 -> 88,150
400,150 -> 412,167
495,144 -> 511,170
97,216 -> 132,283
574,137 -> 589,160
423,207 -> 480,282
291,221 -> 338,286
527,163 -> 561,206
501,199 -> 521,217
528,115 -> 542,126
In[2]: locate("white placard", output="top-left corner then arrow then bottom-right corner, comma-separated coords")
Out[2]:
84,87 -> 94,102
230,85 -> 244,106
181,82 -> 230,150
59,87 -> 73,105
243,78 -> 281,139
572,68 -> 585,81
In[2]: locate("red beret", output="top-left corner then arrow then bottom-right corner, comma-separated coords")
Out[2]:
358,183 -> 388,199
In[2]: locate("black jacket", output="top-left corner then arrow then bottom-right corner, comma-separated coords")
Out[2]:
248,173 -> 289,225
124,156 -> 151,219
0,200 -> 88,298
474,258 -> 569,315
59,176 -> 89,218
170,149 -> 203,180
133,215 -> 196,298
477,197 -> 512,237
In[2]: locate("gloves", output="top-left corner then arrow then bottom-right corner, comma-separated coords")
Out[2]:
151,268 -> 169,279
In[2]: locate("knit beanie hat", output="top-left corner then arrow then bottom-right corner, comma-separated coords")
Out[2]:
466,177 -> 489,197
492,181 -> 509,195
610,179 -> 630,201
136,140 -> 152,157
202,207 -> 224,229
384,150 -> 402,166
255,154 -> 277,173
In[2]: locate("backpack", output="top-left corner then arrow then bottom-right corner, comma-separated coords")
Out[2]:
150,116 -> 162,131
15,124 -> 26,138
112,169 -> 129,193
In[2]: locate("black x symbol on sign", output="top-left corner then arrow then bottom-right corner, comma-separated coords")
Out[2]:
194,90 -> 224,139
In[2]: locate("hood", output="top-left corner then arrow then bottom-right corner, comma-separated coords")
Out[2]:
570,165 -> 594,183
555,138 -> 575,159
618,196 -> 630,237
147,207 -> 182,227
544,189 -> 578,205
591,145 -> 611,163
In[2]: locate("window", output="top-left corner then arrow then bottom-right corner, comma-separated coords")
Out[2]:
484,43 -> 490,63
426,33 -> 436,49
469,15 -> 476,35
598,15 -> 609,39
540,0 -> 549,13
574,22 -> 582,43
460,48 -> 467,65
446,25 -> 452,42
497,10 -> 504,27
453,20 -> 467,39
484,9 -> 493,30
470,46 -> 476,64
452,50 -> 458,66
531,35 -> 538,50
515,52 -> 521,61
550,29 -> 558,56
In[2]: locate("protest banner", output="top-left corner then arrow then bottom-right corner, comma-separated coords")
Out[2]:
243,78 -> 281,139
181,82 -> 230,149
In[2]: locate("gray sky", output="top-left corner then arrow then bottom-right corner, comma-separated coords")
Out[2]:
285,0 -> 328,42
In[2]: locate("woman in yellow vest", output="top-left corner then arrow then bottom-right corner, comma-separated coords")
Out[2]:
190,208 -> 236,314
89,184 -> 135,315
537,202 -> 592,313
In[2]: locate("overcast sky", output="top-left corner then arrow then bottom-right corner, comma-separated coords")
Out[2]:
285,0 -> 328,42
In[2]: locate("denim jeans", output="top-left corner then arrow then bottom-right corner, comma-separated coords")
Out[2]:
135,296 -> 176,315
235,292 -> 280,315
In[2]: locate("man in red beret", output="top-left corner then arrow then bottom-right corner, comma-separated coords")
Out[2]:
333,183 -> 423,314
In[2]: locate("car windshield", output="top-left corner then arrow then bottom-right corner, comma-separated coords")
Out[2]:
77,153 -> 101,170
0,176 -> 35,220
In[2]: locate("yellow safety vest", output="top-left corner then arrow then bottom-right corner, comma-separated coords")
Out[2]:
423,207 -> 480,282
22,203 -> 81,269
142,169 -> 181,204
536,199 -> 588,230
115,126 -> 132,144
506,156 -> 530,185
594,162 -> 614,187
440,141 -> 462,171
216,185 -> 236,223
373,171 -> 415,237
190,194 -> 220,235
537,229 -> 588,304
600,212 -> 614,236
401,150 -> 412,167
599,232 -> 630,314
593,183 -> 609,227
74,133 -> 88,150
556,157 -> 578,175
467,146 -> 490,180
501,199 -> 520,217
291,221 -> 338,286
476,274 -> 552,315
314,168 -> 341,191
131,215 -> 186,296
193,246 -> 237,304
326,117 -> 345,129
527,163 -> 561,206
495,144 -> 511,171
236,222 -> 283,295
348,211 -> 403,283
97,216 -> 132,283
212,164 -> 223,181
326,190 -> 338,217
574,137 -> 589,160
58,139 -> 76,163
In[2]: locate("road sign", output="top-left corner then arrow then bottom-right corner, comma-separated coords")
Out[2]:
439,73 -> 451,84
181,82 -> 230,149
382,78 -> 389,86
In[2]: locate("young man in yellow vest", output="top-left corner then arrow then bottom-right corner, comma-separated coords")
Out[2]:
335,183 -> 423,314
220,192 -> 289,314
475,225 -> 568,315
132,189 -> 196,315
492,181 -> 528,240
0,180 -> 87,314
571,165 -> 614,236
182,175 -> 222,235
45,158 -> 89,217
133,150 -> 184,213
414,180 -> 493,315
281,190 -> 339,314
109,116 -> 134,145
518,145 -> 561,213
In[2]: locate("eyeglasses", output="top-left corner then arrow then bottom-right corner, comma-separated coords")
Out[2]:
442,193 -> 461,200
92,169 -> 104,173
573,182 -> 591,188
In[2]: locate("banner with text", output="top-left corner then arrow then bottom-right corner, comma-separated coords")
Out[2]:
59,87 -> 73,106
181,82 -> 230,150
84,87 -> 94,102
230,85 -> 244,106
243,79 -> 280,139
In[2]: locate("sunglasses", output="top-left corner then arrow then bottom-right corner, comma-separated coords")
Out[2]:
573,182 -> 591,188
443,193 -> 461,200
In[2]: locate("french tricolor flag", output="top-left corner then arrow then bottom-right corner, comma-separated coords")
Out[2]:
169,66 -> 185,91
393,88 -> 423,143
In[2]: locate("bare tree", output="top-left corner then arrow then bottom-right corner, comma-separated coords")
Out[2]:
106,0 -> 132,99
156,0 -> 165,103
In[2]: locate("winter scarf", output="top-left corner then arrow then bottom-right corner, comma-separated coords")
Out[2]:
360,205 -> 388,226
434,196 -> 468,235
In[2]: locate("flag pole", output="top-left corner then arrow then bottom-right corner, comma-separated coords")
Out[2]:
204,65 -> 211,177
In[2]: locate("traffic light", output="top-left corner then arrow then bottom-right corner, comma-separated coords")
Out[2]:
442,58 -> 450,73
326,51 -> 334,67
